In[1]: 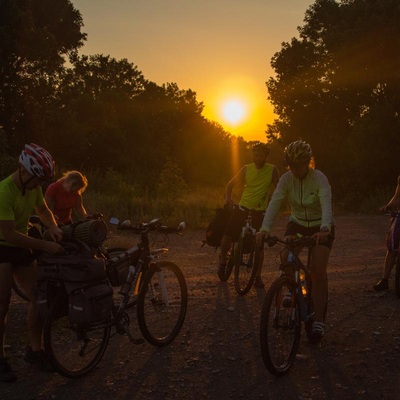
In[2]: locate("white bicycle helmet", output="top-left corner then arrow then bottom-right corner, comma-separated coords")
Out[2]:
19,143 -> 55,181
252,142 -> 270,155
284,140 -> 312,164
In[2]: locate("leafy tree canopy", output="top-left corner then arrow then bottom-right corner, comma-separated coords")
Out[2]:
266,0 -> 400,204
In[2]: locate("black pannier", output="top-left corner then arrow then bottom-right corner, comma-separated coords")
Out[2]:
66,280 -> 113,326
36,240 -> 112,326
203,206 -> 231,248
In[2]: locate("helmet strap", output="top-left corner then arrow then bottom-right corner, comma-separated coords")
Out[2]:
18,166 -> 35,196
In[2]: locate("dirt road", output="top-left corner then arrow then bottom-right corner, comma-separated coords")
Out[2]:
2,215 -> 400,400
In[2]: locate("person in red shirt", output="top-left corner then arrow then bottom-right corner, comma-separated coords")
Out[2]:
45,170 -> 88,224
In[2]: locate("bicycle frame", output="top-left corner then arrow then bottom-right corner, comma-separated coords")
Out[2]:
260,235 -> 316,376
278,241 -> 313,321
107,218 -> 185,331
42,217 -> 187,378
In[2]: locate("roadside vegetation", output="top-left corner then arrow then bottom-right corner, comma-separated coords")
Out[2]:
0,0 -> 399,223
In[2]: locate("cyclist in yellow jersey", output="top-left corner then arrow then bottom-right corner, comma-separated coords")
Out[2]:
0,144 -> 64,382
256,140 -> 335,343
219,142 -> 279,287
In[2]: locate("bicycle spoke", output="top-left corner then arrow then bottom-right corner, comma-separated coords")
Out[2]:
137,261 -> 187,346
234,239 -> 258,295
44,295 -> 110,378
260,277 -> 300,376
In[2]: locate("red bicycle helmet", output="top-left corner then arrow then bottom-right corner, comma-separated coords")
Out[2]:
19,143 -> 55,181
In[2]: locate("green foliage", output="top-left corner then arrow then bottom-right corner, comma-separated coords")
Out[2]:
83,174 -> 225,229
0,129 -> 16,179
156,159 -> 188,214
0,0 -> 86,151
358,186 -> 394,214
266,0 -> 400,209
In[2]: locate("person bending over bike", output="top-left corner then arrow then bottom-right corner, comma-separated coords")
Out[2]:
256,140 -> 335,342
45,170 -> 88,225
219,142 -> 279,288
373,175 -> 400,291
0,144 -> 64,382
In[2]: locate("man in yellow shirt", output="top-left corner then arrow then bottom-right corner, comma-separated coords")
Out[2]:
0,144 -> 64,382
219,142 -> 279,288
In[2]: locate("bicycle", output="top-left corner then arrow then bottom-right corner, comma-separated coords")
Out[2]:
218,209 -> 260,296
42,217 -> 187,378
259,235 -> 318,376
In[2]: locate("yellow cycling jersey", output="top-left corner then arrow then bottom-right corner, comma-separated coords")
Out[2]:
239,163 -> 275,211
261,168 -> 334,233
0,175 -> 44,245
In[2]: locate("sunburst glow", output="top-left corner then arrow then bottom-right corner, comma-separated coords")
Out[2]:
221,99 -> 247,125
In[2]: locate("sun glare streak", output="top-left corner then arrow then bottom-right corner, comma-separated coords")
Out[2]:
230,136 -> 240,177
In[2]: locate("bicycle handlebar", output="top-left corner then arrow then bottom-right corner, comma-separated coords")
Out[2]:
111,217 -> 185,235
384,210 -> 400,218
265,235 -> 316,249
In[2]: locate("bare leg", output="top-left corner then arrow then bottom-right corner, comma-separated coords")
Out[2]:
0,263 -> 13,358
383,250 -> 398,279
310,245 -> 330,323
256,250 -> 264,278
14,261 -> 42,352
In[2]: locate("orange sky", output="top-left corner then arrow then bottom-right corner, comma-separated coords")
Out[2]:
71,0 -> 315,142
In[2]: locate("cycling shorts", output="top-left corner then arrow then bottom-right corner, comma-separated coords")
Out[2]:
285,221 -> 335,250
0,245 -> 36,266
387,215 -> 400,252
224,206 -> 265,241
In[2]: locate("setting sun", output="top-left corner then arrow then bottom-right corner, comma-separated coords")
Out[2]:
221,99 -> 247,125
200,75 -> 275,142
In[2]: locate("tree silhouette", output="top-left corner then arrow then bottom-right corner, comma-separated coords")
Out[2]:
266,0 -> 400,204
0,0 -> 86,152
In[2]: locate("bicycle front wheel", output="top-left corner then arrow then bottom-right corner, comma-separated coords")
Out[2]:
43,293 -> 111,378
234,236 -> 258,295
260,276 -> 300,376
137,261 -> 187,346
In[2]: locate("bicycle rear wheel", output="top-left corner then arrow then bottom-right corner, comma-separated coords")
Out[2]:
218,244 -> 235,282
137,261 -> 187,346
12,279 -> 30,301
43,293 -> 111,378
260,276 -> 300,376
234,235 -> 258,295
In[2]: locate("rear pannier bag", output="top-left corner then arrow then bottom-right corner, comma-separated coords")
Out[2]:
37,240 -> 106,283
66,280 -> 113,326
204,206 -> 231,248
36,280 -> 68,320
36,240 -> 111,325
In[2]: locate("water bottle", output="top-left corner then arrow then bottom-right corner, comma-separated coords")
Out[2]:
120,264 -> 136,295
287,251 -> 295,263
298,270 -> 308,319
299,270 -> 307,296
